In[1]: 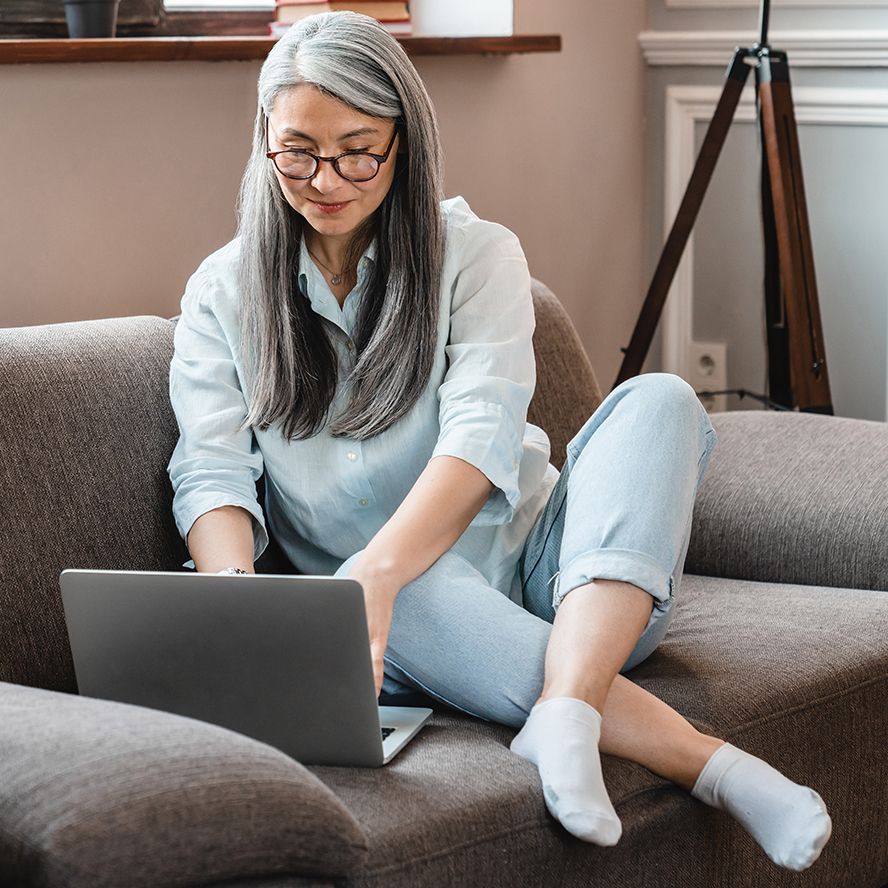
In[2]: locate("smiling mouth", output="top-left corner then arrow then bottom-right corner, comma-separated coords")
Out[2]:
311,200 -> 352,214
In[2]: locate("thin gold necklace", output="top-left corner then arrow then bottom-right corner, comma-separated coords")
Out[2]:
306,245 -> 344,286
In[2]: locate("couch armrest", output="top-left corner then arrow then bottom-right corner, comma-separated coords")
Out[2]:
686,410 -> 888,590
0,682 -> 368,888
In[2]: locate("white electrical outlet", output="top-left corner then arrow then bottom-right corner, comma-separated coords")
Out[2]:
687,341 -> 728,413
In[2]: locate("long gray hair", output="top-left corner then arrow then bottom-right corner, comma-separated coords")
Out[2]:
237,12 -> 445,440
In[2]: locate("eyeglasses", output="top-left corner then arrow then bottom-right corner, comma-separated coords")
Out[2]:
265,117 -> 399,183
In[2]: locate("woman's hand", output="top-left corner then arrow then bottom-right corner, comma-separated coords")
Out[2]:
346,562 -> 399,696
346,455 -> 495,696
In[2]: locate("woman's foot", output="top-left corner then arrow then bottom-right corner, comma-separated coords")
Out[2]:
692,742 -> 832,871
510,696 -> 622,846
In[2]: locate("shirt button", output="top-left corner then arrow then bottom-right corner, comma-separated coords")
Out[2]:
358,498 -> 369,507
514,459 -> 519,470
347,451 -> 358,462
346,340 -> 355,352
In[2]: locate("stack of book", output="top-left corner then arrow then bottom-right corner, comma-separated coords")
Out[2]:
270,0 -> 411,38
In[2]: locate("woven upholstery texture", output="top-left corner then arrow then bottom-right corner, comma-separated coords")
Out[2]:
688,410 -> 888,590
0,317 -> 186,692
314,571 -> 888,888
0,681 -> 368,888
631,574 -> 888,888
528,279 -> 602,470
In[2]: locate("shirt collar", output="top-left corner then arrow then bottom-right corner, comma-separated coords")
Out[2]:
297,239 -> 377,334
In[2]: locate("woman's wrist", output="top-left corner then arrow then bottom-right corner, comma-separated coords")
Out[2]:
348,557 -> 400,597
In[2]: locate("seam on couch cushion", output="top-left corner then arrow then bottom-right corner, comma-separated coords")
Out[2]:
356,818 -> 549,875
724,671 -> 888,739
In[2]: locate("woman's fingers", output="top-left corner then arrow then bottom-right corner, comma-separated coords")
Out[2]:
364,588 -> 395,696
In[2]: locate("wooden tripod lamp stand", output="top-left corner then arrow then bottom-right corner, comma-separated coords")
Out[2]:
614,0 -> 834,414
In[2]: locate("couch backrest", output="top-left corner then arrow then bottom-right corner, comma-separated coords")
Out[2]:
528,279 -> 602,468
0,317 -> 187,691
0,283 -> 599,692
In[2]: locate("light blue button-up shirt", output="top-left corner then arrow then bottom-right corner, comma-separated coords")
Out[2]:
169,197 -> 558,601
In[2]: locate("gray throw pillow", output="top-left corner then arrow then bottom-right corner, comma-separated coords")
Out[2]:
0,682 -> 368,888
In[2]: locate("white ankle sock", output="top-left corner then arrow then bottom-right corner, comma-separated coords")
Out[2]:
510,697 -> 622,846
692,742 -> 832,871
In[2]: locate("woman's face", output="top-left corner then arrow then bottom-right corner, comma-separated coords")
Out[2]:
266,84 -> 400,248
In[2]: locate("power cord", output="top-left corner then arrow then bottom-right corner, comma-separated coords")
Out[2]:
695,389 -> 794,411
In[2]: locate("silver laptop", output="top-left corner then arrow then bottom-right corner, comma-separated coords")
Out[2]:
59,569 -> 431,767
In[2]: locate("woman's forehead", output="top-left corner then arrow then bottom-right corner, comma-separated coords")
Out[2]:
269,84 -> 391,137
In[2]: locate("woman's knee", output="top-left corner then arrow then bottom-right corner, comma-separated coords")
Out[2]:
616,372 -> 703,421
568,372 -> 711,462
613,373 -> 714,455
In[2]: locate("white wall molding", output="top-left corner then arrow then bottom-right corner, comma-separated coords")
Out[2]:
661,84 -> 888,378
640,29 -> 888,67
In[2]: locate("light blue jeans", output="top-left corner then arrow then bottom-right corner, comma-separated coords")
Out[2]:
338,374 -> 717,729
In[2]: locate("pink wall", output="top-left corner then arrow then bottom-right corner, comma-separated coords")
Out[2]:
0,0 -> 648,387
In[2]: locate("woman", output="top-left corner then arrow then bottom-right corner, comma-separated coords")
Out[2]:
169,11 -> 831,869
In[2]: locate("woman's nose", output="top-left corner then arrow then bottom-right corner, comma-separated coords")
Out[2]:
311,159 -> 340,193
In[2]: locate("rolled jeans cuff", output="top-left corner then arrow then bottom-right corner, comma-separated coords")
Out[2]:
553,548 -> 674,610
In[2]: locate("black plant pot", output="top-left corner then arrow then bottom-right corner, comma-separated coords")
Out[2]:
64,0 -> 122,37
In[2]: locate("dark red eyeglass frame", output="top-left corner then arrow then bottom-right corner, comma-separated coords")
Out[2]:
265,116 -> 399,182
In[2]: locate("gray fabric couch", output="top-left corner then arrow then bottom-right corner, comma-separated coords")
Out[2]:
1,281 -> 887,888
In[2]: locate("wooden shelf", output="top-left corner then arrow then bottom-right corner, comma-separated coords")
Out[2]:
0,34 -> 561,64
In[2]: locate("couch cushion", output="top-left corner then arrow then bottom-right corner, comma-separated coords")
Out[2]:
313,573 -> 888,888
688,410 -> 888,590
631,573 -> 888,886
0,317 -> 187,692
0,682 -> 368,888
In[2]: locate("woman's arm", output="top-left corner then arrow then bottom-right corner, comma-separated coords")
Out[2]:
348,454 -> 494,696
169,245 -> 268,565
187,505 -> 257,574
348,203 -> 538,695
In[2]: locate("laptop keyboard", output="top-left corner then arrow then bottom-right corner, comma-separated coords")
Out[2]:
381,727 -> 396,741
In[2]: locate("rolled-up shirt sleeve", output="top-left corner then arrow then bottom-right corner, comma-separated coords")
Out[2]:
431,201 -> 536,525
168,248 -> 268,557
